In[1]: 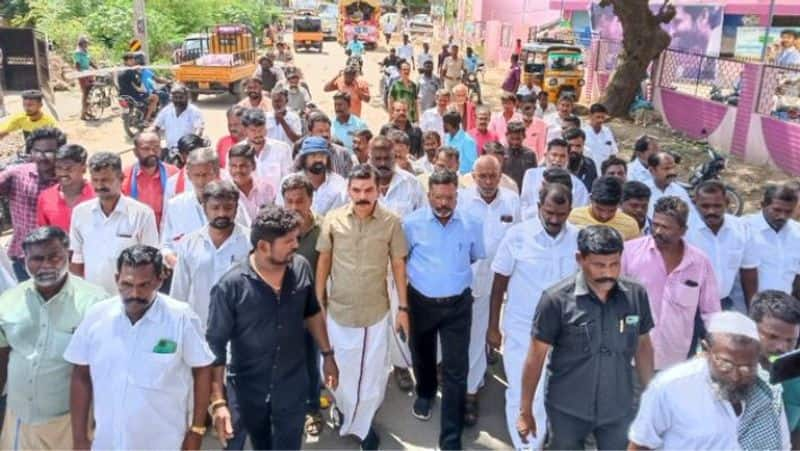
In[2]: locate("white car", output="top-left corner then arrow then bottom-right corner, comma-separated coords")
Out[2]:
408,14 -> 433,37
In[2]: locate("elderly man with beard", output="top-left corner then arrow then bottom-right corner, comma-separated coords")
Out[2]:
517,225 -> 654,450
122,130 -> 179,228
628,311 -> 765,450
276,137 -> 347,215
460,156 -> 520,426
66,245 -> 215,450
237,78 -> 272,112
0,227 -> 106,450
622,196 -> 720,371
404,169 -> 485,450
316,165 -> 408,449
520,139 -> 589,220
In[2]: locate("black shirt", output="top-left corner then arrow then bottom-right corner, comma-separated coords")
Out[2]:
118,69 -> 143,98
382,55 -> 401,69
570,156 -> 598,193
207,255 -> 320,411
379,122 -> 424,158
503,146 -> 538,193
532,272 -> 653,423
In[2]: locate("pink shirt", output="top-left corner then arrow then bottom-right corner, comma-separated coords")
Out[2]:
621,236 -> 720,370
488,111 -> 523,146
238,176 -> 276,220
524,117 -> 549,162
467,128 -> 499,155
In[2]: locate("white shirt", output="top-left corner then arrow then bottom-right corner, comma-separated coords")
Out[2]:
397,44 -> 414,65
0,247 -> 15,294
170,225 -> 252,325
419,107 -> 444,138
69,196 -> 159,295
685,215 -> 758,298
164,171 -> 194,202
412,157 -> 436,175
461,187 -> 520,299
582,124 -> 618,168
154,104 -> 205,149
628,158 -> 653,184
491,218 -> 579,323
745,213 -> 800,293
519,166 -> 590,220
379,168 -> 426,216
536,104 -> 557,119
417,52 -> 433,68
545,115 -> 566,142
63,295 -> 215,450
276,171 -> 347,215
160,191 -> 251,256
516,85 -> 540,98
629,358 -> 743,450
248,138 -> 294,191
644,179 -> 697,222
266,111 -> 302,146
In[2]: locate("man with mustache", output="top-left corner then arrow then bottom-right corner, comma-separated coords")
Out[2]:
301,112 -> 358,178
0,227 -> 106,449
740,290 -> 799,450
520,139 -> 589,220
687,181 -> 759,310
170,180 -> 251,325
563,128 -> 598,193
153,84 -> 205,150
1,126 -> 62,281
276,137 -> 346,216
227,143 -> 276,221
568,176 -> 641,241
644,151 -> 695,223
379,101 -> 423,158
316,165 -> 408,449
66,245 -> 215,450
352,129 -> 373,165
331,91 -> 367,152
744,183 -> 800,296
266,88 -> 302,146
517,225 -> 654,450
241,108 -> 293,191
628,135 -> 658,184
420,89 -> 450,139
621,181 -> 652,234
622,196 -> 720,370
403,169 -> 485,450
417,60 -> 442,114
69,152 -> 159,295
122,130 -> 179,228
488,182 -> 578,450
503,121 -> 537,192
161,148 -> 250,267
36,144 -> 94,232
581,103 -> 619,170
628,312 -> 763,450
237,77 -> 272,112
460,156 -> 519,426
216,106 -> 247,169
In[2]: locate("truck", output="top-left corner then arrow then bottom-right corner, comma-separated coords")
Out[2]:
173,25 -> 256,100
338,0 -> 381,49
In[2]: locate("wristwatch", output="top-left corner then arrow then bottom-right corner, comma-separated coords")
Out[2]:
189,425 -> 207,436
321,349 -> 335,358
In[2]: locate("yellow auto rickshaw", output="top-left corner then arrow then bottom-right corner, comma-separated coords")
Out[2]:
521,39 -> 585,103
293,13 -> 324,52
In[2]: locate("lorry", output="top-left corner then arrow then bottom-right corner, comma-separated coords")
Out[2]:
338,0 -> 381,49
173,25 -> 256,100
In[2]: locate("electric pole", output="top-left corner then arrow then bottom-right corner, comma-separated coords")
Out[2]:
132,0 -> 150,58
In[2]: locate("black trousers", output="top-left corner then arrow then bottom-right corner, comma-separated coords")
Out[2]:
237,399 -> 304,450
545,406 -> 629,450
408,285 -> 472,451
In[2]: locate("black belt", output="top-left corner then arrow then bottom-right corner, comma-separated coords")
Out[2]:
410,285 -> 469,304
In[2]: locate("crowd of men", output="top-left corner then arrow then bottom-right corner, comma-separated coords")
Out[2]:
0,35 -> 800,451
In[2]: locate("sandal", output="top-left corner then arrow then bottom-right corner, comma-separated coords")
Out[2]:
305,410 -> 324,437
394,367 -> 414,391
464,394 -> 479,427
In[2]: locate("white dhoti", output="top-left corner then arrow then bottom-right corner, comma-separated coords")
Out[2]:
326,313 -> 391,440
467,291 -> 491,394
387,271 -> 413,369
503,313 -> 548,451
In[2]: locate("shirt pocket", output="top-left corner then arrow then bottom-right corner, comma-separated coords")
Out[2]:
726,246 -> 745,269
130,352 -> 182,392
671,282 -> 701,309
560,322 -> 593,353
47,328 -> 75,359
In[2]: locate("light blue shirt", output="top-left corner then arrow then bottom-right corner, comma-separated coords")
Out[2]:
403,207 -> 486,297
347,40 -> 365,57
445,129 -> 478,174
332,113 -> 366,150
777,48 -> 800,66
464,55 -> 479,73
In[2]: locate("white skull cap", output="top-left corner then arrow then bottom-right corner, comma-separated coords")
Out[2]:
707,311 -> 760,342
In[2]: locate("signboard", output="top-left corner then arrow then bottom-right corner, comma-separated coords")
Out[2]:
734,27 -> 800,60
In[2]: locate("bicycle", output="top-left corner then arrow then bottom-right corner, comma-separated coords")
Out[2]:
86,74 -> 118,119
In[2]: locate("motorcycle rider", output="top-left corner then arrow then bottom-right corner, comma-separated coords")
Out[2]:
346,36 -> 365,58
117,52 -> 159,123
136,52 -> 171,107
464,47 -> 480,75
153,84 -> 205,150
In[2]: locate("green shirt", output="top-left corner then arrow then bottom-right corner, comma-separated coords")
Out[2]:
389,80 -> 419,123
297,214 -> 321,273
73,49 -> 91,71
0,275 -> 107,424
784,376 -> 800,431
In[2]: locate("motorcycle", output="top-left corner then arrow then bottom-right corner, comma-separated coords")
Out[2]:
464,70 -> 482,104
676,146 -> 743,216
118,83 -> 171,138
709,85 -> 739,106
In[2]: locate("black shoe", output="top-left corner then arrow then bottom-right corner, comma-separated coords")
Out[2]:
360,427 -> 380,450
394,367 -> 414,391
412,396 -> 433,421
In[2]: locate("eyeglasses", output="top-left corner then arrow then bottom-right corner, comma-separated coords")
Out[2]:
709,350 -> 757,377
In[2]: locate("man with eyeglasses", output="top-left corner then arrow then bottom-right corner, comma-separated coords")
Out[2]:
0,127 -> 63,281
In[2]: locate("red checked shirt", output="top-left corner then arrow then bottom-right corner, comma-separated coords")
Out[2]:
121,163 -> 178,228
36,181 -> 95,232
0,163 -> 57,258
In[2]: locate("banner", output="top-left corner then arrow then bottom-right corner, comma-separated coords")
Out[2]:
734,27 -> 800,60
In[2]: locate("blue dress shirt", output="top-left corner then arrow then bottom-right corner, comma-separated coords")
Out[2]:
403,207 -> 486,298
444,129 -> 478,174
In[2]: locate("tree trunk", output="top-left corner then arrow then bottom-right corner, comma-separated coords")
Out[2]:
598,0 -> 674,117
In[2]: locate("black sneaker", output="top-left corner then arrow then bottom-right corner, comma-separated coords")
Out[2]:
412,396 -> 433,421
360,427 -> 380,450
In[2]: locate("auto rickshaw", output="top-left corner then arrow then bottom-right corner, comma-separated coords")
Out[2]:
521,39 -> 585,103
293,13 -> 324,52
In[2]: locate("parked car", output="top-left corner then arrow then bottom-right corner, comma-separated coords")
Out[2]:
408,14 -> 433,37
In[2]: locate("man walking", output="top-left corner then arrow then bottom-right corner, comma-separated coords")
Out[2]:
0,227 -> 106,449
276,137 -> 347,215
65,245 -> 215,450
316,165 -> 409,449
419,89 -> 450,138
153,84 -> 205,150
122,130 -> 179,228
520,139 -> 589,219
241,108 -> 294,190
517,225 -> 655,450
417,60 -> 441,113
569,176 -> 641,241
442,110 -> 477,174
440,45 -> 465,92
332,92 -> 366,152
645,151 -> 695,221
207,206 -> 338,450
36,144 -> 95,232
404,169 -> 485,450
